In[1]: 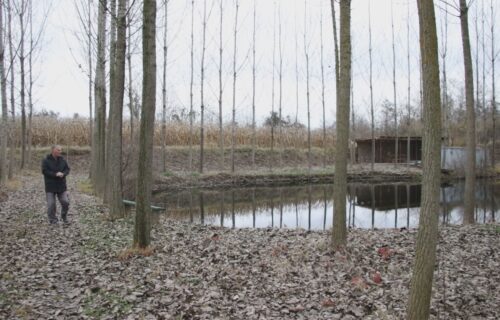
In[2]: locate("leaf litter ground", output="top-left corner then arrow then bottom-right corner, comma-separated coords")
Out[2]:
0,172 -> 498,319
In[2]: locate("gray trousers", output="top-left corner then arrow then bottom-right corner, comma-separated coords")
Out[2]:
46,191 -> 70,223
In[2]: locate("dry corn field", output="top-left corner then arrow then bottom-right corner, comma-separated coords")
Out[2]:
11,117 -> 336,149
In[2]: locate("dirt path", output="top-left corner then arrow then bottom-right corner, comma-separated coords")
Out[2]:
0,172 -> 499,319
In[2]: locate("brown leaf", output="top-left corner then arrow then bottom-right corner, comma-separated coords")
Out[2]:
321,298 -> 335,308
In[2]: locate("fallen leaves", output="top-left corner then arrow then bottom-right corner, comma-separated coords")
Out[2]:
0,173 -> 499,319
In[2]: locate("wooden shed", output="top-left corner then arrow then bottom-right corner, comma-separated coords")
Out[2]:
355,136 -> 422,163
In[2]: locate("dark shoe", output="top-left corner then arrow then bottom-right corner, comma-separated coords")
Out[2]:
49,220 -> 59,225
62,218 -> 70,225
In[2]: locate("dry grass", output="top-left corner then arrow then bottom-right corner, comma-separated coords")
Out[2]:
14,116 -> 334,149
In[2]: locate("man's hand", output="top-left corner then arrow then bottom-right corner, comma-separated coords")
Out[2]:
56,172 -> 64,178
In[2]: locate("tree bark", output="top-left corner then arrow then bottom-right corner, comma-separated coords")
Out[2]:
391,3 -> 398,165
0,1 -> 8,184
460,0 -> 476,224
161,0 -> 168,173
199,0 -> 207,174
107,0 -> 127,220
104,0 -> 117,204
407,0 -> 442,318
188,0 -> 194,172
93,0 -> 107,195
230,0 -> 239,173
134,0 -> 156,249
492,0 -> 497,168
251,0 -> 256,170
19,1 -> 27,170
218,0 -> 224,171
304,0 -> 311,172
368,2 -> 375,172
7,0 -> 15,179
331,0 -> 351,249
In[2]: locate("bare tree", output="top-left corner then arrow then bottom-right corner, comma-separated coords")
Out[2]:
251,0 -> 256,170
7,0 -> 15,179
230,0 -> 239,173
440,3 -> 449,147
134,0 -> 157,249
188,0 -> 194,171
218,0 -> 224,170
331,0 -> 351,249
391,2 -> 398,165
161,0 -> 168,173
27,0 -> 33,165
304,0 -> 311,172
92,0 -> 107,195
107,0 -> 127,219
407,2 -> 412,165
199,0 -> 207,173
492,0 -> 497,167
17,0 -> 28,169
368,2 -> 375,171
459,0 -> 477,224
0,1 -> 8,184
407,0 -> 442,317
320,6 -> 327,168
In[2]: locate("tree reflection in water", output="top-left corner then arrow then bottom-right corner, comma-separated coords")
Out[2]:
155,180 -> 500,230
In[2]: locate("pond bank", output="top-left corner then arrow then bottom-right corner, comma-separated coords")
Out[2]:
0,172 -> 498,319
154,164 -> 425,192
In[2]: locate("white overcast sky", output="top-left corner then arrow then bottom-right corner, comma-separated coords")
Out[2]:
35,0 -> 499,128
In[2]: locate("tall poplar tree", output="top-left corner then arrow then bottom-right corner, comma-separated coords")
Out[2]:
0,1 -> 8,184
459,0 -> 476,224
134,0 -> 157,248
107,0 -> 127,219
331,0 -> 351,249
93,0 -> 107,195
407,0 -> 442,318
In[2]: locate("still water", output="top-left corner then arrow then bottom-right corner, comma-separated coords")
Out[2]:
153,180 -> 499,230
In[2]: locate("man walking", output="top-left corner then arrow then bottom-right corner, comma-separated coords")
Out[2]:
42,145 -> 70,225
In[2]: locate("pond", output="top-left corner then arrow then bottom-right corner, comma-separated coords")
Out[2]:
153,179 -> 500,230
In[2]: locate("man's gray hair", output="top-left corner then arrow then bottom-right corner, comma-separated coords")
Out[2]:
51,145 -> 62,151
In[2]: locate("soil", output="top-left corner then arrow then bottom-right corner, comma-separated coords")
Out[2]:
0,165 -> 499,319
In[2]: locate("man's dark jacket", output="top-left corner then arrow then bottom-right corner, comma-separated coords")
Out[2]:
42,154 -> 70,193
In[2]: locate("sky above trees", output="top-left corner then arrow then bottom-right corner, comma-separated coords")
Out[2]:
36,0 -> 498,129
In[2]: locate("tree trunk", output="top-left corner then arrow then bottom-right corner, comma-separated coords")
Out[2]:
134,0 -> 156,249
107,0 -> 127,220
88,0 -> 93,178
27,0 -> 33,166
231,0 -> 239,173
407,0 -> 442,318
331,0 -> 351,250
219,0 -> 224,171
19,2 -> 27,170
7,0 -> 15,179
460,0 -> 476,224
368,2 -> 375,172
320,8 -> 326,168
161,0 -> 168,173
93,0 -> 107,195
199,0 -> 207,174
105,0 -> 117,204
391,3 -> 398,166
0,1 -> 8,184
188,0 -> 194,172
251,0 -> 256,170
304,0 -> 311,172
407,3 -> 412,165
492,0 -> 497,168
